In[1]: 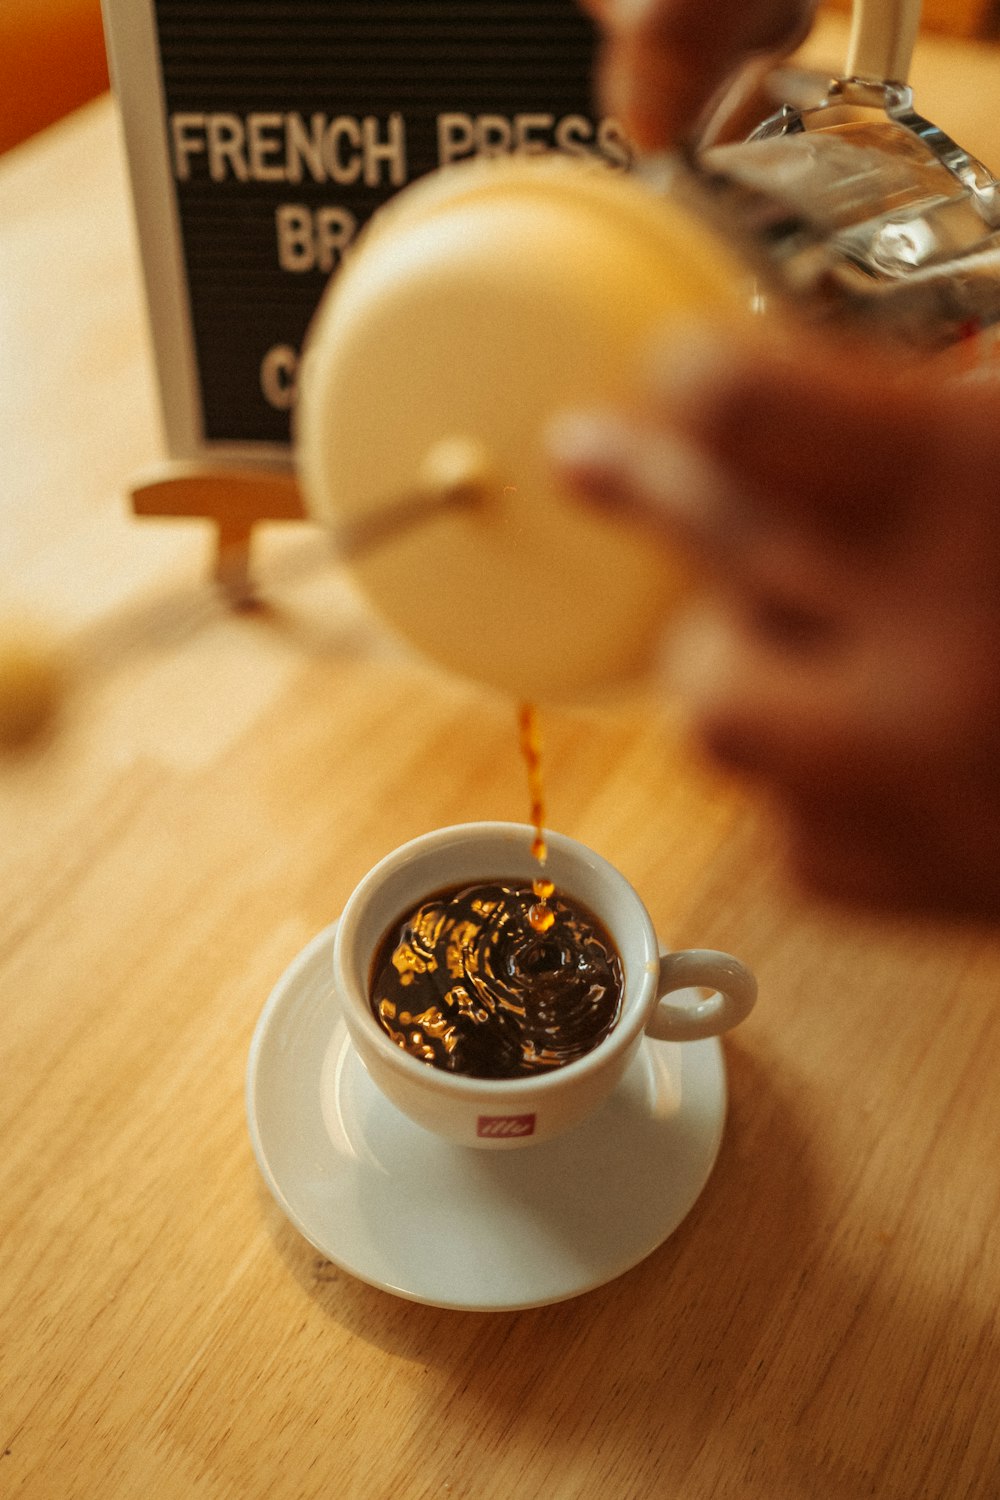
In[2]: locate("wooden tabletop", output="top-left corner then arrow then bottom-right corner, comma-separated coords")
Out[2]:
3,17 -> 1000,1498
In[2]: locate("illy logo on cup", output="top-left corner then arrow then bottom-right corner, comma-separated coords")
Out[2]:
477,1113 -> 536,1139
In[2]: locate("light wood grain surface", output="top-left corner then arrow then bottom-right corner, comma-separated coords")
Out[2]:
2,18 -> 1000,1499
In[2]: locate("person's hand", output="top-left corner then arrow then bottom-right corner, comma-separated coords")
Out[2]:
580,0 -> 819,148
548,330 -> 1000,919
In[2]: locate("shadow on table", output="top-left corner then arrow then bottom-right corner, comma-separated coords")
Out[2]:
265,1030 -> 991,1494
265,1037 -> 818,1474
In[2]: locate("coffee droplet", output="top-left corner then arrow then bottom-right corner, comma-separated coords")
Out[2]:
528,902 -> 556,934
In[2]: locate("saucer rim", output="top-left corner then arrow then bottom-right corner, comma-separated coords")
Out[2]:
246,921 -> 728,1311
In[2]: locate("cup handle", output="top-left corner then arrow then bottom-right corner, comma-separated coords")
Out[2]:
645,949 -> 757,1042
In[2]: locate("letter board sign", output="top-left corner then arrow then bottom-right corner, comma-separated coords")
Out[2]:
101,0 -> 620,471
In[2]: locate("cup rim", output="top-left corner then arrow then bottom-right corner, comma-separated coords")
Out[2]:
333,821 -> 661,1097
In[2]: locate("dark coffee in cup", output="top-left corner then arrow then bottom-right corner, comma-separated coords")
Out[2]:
368,880 -> 624,1079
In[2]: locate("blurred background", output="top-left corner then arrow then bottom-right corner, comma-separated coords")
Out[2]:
1,0 -> 997,159
0,0 -> 109,156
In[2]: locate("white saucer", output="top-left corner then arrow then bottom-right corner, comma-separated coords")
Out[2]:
246,923 -> 727,1311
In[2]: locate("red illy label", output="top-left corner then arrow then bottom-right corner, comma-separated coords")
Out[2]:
477,1113 -> 536,1139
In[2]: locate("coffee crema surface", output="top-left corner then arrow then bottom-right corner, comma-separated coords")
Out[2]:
368,880 -> 624,1079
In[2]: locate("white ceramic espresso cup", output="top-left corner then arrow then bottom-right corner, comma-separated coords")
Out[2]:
333,822 -> 757,1150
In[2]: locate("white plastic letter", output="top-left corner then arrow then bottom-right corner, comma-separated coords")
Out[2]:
276,204 -> 315,272
171,113 -> 207,180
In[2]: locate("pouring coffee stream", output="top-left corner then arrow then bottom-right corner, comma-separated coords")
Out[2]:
517,703 -> 557,934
